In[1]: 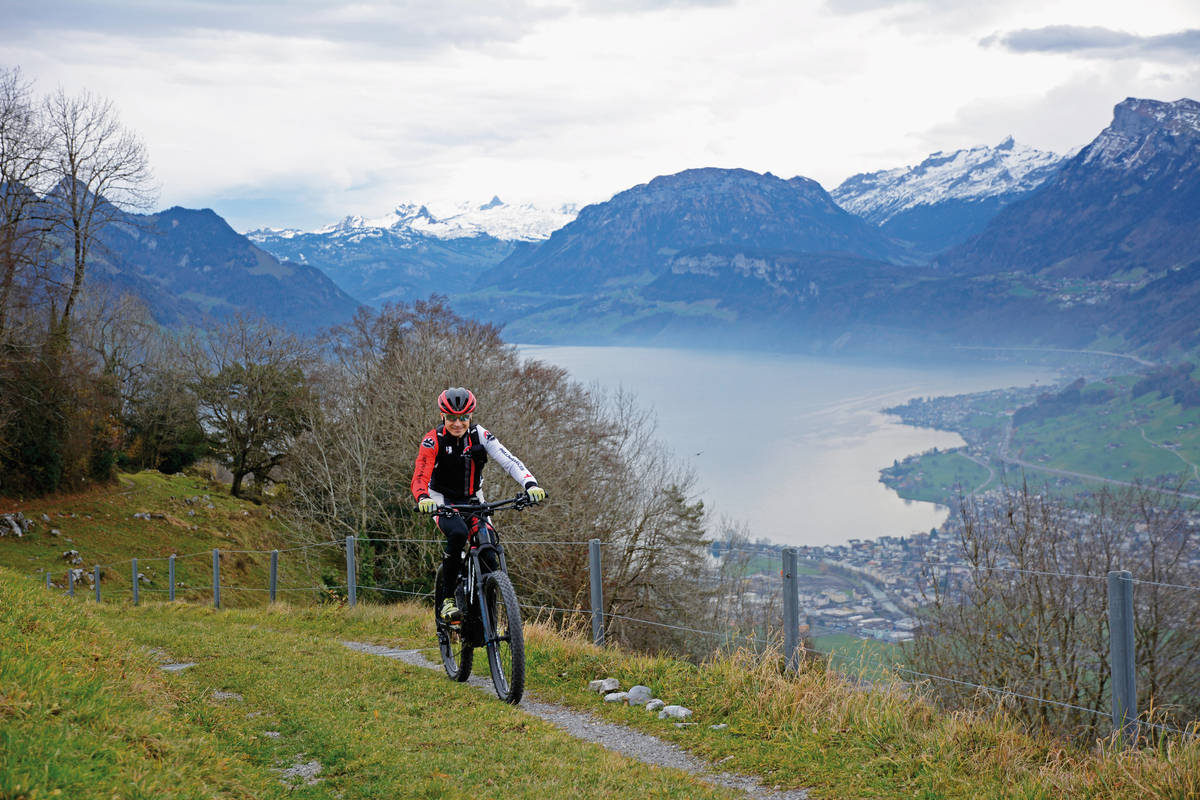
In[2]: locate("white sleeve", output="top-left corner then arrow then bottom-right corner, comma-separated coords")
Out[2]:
478,427 -> 537,488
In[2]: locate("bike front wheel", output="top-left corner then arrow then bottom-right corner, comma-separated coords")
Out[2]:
434,565 -> 472,682
482,571 -> 525,704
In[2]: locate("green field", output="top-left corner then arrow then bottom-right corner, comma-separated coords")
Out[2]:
1009,386 -> 1200,489
883,374 -> 1200,503
880,450 -> 993,506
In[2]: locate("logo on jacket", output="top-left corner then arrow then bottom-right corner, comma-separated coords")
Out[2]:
421,437 -> 435,448
445,446 -> 453,454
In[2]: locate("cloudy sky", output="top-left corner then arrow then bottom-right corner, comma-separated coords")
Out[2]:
2,0 -> 1198,232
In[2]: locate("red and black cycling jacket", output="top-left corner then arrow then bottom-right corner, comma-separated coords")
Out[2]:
411,424 -> 538,505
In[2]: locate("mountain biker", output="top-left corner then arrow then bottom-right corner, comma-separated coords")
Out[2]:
411,387 -> 545,622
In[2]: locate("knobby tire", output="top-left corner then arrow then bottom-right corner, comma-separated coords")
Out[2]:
434,564 -> 472,682
483,571 -> 525,704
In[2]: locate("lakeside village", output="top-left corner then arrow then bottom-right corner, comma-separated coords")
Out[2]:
718,526 -> 962,646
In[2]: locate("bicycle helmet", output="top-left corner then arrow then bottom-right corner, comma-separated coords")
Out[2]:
438,387 -> 476,416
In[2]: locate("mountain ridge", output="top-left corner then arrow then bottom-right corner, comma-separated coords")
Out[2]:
92,205 -> 362,334
941,97 -> 1200,280
832,138 -> 1065,254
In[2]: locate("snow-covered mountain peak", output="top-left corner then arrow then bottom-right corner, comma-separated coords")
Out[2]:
832,139 -> 1065,225
1082,97 -> 1200,170
299,197 -> 578,242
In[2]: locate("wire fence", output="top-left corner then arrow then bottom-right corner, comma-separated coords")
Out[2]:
34,533 -> 1200,741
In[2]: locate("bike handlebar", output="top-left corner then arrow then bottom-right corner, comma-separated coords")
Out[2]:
420,491 -> 547,516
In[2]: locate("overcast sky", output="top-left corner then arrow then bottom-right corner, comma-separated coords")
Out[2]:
2,0 -> 1198,232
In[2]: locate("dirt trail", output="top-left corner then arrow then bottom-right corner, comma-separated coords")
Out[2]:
342,641 -> 812,800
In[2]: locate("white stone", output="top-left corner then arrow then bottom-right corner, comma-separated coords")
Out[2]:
645,699 -> 665,712
627,685 -> 653,705
658,705 -> 693,720
597,677 -> 620,692
604,691 -> 628,703
710,723 -> 729,731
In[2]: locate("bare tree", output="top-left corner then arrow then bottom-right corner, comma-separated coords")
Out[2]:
911,478 -> 1200,739
187,315 -> 316,499
41,86 -> 154,342
0,66 -> 49,340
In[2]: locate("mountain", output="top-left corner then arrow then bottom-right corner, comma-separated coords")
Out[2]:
447,168 -> 939,348
832,138 -> 1064,255
480,167 -> 914,292
249,198 -> 576,305
92,206 -> 362,334
942,98 -> 1200,279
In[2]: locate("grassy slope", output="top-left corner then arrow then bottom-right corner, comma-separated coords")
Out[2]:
1,573 -> 733,799
1009,384 -> 1200,487
0,471 -> 331,607
885,378 -> 1200,504
4,473 -> 1200,799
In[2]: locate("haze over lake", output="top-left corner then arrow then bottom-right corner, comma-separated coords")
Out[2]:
520,345 -> 1058,547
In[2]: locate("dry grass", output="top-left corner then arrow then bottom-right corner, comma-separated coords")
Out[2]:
522,621 -> 1200,799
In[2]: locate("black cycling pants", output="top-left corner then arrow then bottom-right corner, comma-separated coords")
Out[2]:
437,514 -> 469,596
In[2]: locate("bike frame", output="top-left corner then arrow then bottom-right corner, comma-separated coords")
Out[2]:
437,494 -> 531,646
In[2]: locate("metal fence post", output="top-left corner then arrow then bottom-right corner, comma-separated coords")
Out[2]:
270,549 -> 279,603
783,548 -> 801,672
45,572 -> 51,590
132,558 -> 139,606
346,535 -> 357,607
94,565 -> 101,603
589,539 -> 604,647
169,554 -> 176,601
68,568 -> 74,597
213,549 -> 221,609
1108,569 -> 1138,741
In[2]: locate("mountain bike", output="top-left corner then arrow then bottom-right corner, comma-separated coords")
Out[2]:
429,492 -> 541,704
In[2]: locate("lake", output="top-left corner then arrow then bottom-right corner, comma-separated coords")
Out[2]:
519,345 -> 1057,547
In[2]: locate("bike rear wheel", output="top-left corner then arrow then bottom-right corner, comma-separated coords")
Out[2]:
434,565 -> 472,682
482,571 -> 525,704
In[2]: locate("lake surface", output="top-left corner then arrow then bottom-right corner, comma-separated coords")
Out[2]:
519,345 -> 1057,547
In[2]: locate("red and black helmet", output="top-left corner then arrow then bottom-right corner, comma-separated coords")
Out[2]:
437,387 -> 476,416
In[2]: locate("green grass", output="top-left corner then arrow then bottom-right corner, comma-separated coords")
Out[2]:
813,633 -> 902,676
881,450 -> 993,506
0,568 -> 281,798
2,572 -> 735,799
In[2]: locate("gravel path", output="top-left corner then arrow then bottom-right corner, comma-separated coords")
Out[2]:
343,641 -> 811,800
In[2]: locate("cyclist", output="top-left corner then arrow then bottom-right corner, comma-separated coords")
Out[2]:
412,387 -> 545,622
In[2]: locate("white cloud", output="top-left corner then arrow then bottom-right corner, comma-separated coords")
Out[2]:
3,0 -> 1199,231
